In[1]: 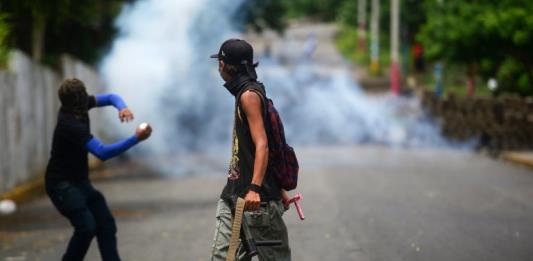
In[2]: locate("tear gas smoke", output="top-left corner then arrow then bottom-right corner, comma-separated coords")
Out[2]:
101,0 -> 468,174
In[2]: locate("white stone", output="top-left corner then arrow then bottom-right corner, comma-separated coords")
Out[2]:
0,199 -> 16,215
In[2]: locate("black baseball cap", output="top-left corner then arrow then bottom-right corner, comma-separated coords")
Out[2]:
210,39 -> 254,66
211,39 -> 258,79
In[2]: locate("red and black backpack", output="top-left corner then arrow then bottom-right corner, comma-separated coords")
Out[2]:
237,83 -> 299,191
264,97 -> 299,191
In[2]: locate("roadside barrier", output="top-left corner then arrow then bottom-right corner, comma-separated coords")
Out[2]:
421,90 -> 533,152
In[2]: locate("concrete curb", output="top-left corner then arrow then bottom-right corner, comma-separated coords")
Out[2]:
0,161 -> 104,204
501,152 -> 533,169
0,176 -> 45,203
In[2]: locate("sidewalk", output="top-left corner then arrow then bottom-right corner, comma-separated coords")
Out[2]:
502,151 -> 533,169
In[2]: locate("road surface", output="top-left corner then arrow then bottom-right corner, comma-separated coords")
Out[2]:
1,146 -> 533,260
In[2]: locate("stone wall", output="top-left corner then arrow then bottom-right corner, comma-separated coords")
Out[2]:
421,90 -> 533,152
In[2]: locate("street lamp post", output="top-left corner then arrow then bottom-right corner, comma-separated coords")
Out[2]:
390,0 -> 401,95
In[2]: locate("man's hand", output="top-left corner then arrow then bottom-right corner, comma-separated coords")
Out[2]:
244,190 -> 261,211
135,124 -> 152,141
281,189 -> 291,211
119,108 -> 134,122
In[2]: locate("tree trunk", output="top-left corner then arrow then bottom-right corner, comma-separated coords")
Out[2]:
357,0 -> 367,52
518,57 -> 533,94
32,14 -> 46,62
466,64 -> 476,97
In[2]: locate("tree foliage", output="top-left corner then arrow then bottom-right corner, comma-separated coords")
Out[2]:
242,0 -> 347,32
237,0 -> 287,33
0,0 -> 133,65
0,13 -> 9,67
246,0 -> 532,95
283,0 -> 345,21
417,0 -> 533,95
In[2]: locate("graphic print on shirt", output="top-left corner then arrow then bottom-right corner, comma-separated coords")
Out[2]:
227,126 -> 240,180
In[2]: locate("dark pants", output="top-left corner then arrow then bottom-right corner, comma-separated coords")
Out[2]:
46,180 -> 120,261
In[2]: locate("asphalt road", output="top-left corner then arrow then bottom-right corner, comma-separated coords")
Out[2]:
2,146 -> 533,261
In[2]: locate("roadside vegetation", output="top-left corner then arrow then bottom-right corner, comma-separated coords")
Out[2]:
0,0 -> 133,67
244,0 -> 533,97
0,0 -> 530,98
0,14 -> 9,68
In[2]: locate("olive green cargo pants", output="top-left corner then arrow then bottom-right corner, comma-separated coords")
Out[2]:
210,199 -> 291,261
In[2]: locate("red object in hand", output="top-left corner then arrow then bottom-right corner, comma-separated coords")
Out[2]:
286,193 -> 305,220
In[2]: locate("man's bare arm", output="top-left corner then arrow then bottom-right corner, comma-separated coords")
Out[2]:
240,90 -> 269,211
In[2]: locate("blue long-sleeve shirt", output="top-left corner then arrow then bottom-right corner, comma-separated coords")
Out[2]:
95,93 -> 127,110
85,135 -> 138,161
85,93 -> 136,160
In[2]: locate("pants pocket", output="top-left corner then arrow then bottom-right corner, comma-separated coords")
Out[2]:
248,202 -> 291,261
47,182 -> 85,215
245,208 -> 270,228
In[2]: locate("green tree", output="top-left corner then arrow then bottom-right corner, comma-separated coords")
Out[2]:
417,0 -> 533,95
401,0 -> 425,42
238,0 -> 287,33
0,0 -> 132,65
284,0 -> 346,21
0,13 -> 9,67
337,0 -> 358,26
242,0 -> 349,33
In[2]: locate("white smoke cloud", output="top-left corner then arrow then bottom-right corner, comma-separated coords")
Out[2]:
101,0 -> 244,155
258,58 -> 455,148
100,0 -> 468,171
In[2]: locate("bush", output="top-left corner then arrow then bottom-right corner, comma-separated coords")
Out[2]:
0,14 -> 9,68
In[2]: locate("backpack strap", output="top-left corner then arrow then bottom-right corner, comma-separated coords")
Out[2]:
235,81 -> 274,148
235,81 -> 268,122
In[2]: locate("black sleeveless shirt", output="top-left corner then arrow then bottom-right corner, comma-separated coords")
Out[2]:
220,75 -> 281,202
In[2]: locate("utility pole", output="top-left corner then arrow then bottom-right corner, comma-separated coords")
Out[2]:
370,0 -> 380,75
390,0 -> 400,95
32,14 -> 46,62
358,0 -> 367,52
434,0 -> 445,98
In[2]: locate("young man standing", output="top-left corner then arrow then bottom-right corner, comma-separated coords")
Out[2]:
209,39 -> 291,261
45,78 -> 152,261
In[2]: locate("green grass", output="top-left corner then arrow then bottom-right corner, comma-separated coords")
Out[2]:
420,65 -> 492,98
428,84 -> 492,98
335,25 -> 367,64
335,25 -> 391,76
